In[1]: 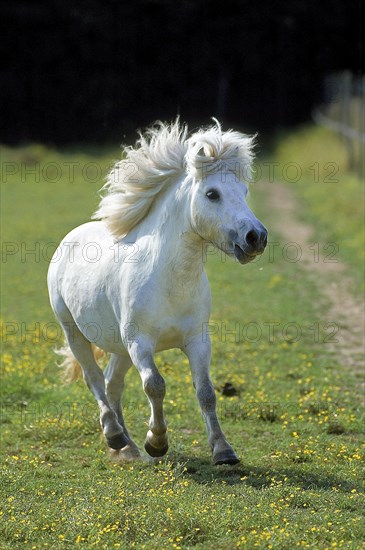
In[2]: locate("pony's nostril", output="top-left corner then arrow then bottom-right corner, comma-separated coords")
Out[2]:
263,233 -> 268,247
246,229 -> 259,247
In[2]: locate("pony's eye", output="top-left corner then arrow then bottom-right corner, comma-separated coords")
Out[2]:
206,189 -> 220,201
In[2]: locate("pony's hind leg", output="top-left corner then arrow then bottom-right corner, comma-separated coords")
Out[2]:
104,353 -> 141,461
60,320 -> 129,450
128,341 -> 168,458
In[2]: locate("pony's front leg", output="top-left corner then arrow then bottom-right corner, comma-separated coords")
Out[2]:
128,341 -> 168,457
184,336 -> 239,465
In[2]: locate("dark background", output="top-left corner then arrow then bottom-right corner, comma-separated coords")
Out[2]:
0,0 -> 363,145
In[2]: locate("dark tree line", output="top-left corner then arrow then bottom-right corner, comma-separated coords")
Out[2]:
0,0 -> 362,145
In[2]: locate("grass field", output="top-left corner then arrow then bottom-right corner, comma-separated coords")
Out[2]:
1,127 -> 364,549
269,125 -> 364,291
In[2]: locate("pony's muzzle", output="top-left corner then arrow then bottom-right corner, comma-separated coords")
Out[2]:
245,226 -> 268,254
230,224 -> 268,264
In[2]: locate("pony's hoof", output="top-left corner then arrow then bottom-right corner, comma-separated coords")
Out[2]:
107,432 -> 129,450
110,444 -> 142,463
144,440 -> 168,457
213,449 -> 240,466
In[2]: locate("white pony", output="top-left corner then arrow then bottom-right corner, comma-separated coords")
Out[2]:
48,119 -> 267,465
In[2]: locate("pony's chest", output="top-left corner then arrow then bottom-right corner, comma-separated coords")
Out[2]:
123,266 -> 211,350
153,292 -> 210,351
154,314 -> 195,351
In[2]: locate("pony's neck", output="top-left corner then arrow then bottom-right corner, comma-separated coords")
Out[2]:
136,176 -> 205,289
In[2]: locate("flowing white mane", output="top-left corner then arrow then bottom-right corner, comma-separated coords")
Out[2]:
94,118 -> 255,238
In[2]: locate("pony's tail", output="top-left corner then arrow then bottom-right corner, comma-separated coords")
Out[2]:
56,344 -> 107,383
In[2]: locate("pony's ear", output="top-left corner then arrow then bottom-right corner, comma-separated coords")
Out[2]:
196,144 -> 215,158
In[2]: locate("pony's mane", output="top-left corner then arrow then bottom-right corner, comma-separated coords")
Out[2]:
94,118 -> 255,238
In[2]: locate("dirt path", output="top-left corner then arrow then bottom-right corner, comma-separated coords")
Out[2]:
260,182 -> 364,379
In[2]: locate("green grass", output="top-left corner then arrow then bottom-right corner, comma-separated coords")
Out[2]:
1,139 -> 364,549
266,124 -> 364,291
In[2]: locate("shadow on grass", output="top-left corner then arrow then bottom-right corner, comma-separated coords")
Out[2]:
169,453 -> 365,494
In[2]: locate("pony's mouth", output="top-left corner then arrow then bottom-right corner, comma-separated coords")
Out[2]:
233,244 -> 259,265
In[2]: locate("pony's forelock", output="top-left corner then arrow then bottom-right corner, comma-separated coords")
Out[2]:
93,118 -> 255,238
185,118 -> 256,182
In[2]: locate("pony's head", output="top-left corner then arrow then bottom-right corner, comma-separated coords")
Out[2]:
94,118 -> 267,263
186,120 -> 267,264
